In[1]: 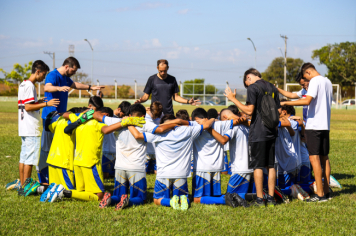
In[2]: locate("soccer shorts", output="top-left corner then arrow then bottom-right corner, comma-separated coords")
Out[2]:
154,178 -> 188,199
192,171 -> 221,198
227,173 -> 252,199
222,152 -> 229,173
305,130 -> 330,156
145,154 -> 157,173
113,170 -> 147,201
19,136 -> 40,165
248,139 -> 276,170
102,152 -> 115,175
74,163 -> 104,194
48,165 -> 75,190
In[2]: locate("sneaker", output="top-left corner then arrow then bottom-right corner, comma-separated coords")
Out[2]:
232,193 -> 249,208
18,178 -> 33,196
25,181 -> 41,197
13,183 -> 21,191
6,179 -> 20,190
40,183 -> 56,202
170,195 -> 180,210
274,186 -> 290,203
325,188 -> 333,200
99,192 -> 112,209
63,190 -> 72,198
250,198 -> 266,208
306,194 -> 328,203
49,184 -> 65,203
266,195 -> 277,207
115,194 -> 129,210
180,195 -> 189,211
46,184 -> 58,202
225,193 -> 238,208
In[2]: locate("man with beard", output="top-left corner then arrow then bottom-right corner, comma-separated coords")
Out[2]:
38,57 -> 104,184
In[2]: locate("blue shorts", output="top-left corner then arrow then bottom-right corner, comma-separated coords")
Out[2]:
192,171 -> 221,198
227,173 -> 252,199
102,153 -> 115,175
145,154 -> 157,173
19,136 -> 40,165
153,178 -> 188,199
113,170 -> 147,200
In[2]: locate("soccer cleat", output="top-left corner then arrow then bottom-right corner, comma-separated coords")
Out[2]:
306,194 -> 327,203
6,179 -> 20,191
115,194 -> 129,210
329,175 -> 342,189
46,184 -> 58,202
48,184 -> 65,203
274,186 -> 290,203
250,198 -> 266,208
225,193 -> 238,208
232,193 -> 249,208
99,192 -> 112,209
266,195 -> 277,207
40,183 -> 56,202
25,181 -> 41,197
180,195 -> 189,211
18,178 -> 33,196
170,195 -> 180,210
63,190 -> 72,198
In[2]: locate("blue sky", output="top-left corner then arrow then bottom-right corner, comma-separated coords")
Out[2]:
0,0 -> 355,89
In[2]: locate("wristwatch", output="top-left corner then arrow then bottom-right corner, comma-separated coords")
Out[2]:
87,85 -> 91,91
187,100 -> 190,104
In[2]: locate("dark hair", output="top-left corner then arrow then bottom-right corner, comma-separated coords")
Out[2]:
97,107 -> 114,117
176,109 -> 190,121
227,105 -> 239,115
63,57 -> 81,69
129,104 -> 146,117
243,68 -> 261,88
67,106 -> 88,113
88,96 -> 104,109
157,59 -> 169,67
150,101 -> 163,119
191,108 -> 207,120
207,108 -> 218,119
281,104 -> 296,116
118,101 -> 131,116
301,62 -> 316,76
32,60 -> 50,74
160,114 -> 176,124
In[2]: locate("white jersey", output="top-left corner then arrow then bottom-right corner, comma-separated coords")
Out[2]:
224,125 -> 252,173
275,127 -> 298,174
306,75 -> 332,130
18,80 -> 41,136
145,125 -> 203,178
102,116 -> 119,153
289,119 -> 302,169
191,120 -> 232,172
103,116 -> 157,172
145,113 -> 162,154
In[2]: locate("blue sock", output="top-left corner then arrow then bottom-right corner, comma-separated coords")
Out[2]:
110,196 -> 120,205
200,196 -> 226,205
129,197 -> 144,206
160,198 -> 171,207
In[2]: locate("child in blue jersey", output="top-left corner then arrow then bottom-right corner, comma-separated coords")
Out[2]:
102,101 -> 131,179
127,114 -> 216,210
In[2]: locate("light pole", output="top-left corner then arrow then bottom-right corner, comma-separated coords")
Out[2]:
280,35 -> 288,91
84,39 -> 94,85
247,38 -> 256,68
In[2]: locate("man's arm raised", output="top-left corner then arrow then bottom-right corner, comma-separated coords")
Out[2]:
224,87 -> 254,115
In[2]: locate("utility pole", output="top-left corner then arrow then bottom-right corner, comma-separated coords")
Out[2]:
280,35 -> 288,91
44,51 -> 55,70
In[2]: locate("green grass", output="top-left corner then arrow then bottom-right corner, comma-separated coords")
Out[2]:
1,101 -> 356,235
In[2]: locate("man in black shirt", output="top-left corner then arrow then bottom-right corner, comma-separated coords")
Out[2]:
136,59 -> 199,114
224,68 -> 281,207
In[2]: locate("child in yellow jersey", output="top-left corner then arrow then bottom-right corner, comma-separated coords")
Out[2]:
46,107 -> 88,190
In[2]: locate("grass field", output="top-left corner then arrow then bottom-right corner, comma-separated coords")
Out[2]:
1,100 -> 356,235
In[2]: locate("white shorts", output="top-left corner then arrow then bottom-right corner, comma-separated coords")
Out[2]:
19,136 -> 40,165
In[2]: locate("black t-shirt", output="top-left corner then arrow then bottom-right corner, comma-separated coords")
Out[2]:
143,74 -> 179,114
246,80 -> 281,142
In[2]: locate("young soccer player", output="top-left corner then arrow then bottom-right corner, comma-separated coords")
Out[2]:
15,60 -> 60,196
128,114 -> 216,210
175,109 -> 190,121
102,101 -> 131,179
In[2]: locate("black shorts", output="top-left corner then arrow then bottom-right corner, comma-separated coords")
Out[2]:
305,130 -> 330,156
248,139 -> 276,170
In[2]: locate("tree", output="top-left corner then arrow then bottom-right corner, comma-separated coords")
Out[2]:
118,85 -> 131,98
312,42 -> 356,85
71,72 -> 91,85
183,78 -> 217,96
261,57 -> 304,88
0,61 -> 33,84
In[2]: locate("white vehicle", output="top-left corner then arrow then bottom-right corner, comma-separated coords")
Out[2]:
341,99 -> 355,106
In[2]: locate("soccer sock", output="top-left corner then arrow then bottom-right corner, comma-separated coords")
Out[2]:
71,190 -> 99,201
128,197 -> 144,206
160,198 -> 171,207
200,196 -> 226,205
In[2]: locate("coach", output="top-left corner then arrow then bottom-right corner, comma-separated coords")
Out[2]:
225,68 -> 281,207
281,63 -> 332,202
38,57 -> 104,184
135,59 -> 198,114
